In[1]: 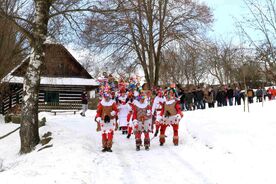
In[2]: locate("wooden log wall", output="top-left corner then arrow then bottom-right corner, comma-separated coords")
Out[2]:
0,85 -> 86,114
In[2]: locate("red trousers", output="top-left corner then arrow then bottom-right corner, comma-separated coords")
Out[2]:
155,122 -> 160,132
135,131 -> 150,139
159,124 -> 179,144
127,126 -> 133,135
102,131 -> 113,141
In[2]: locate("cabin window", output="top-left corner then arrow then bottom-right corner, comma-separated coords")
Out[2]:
44,91 -> 59,103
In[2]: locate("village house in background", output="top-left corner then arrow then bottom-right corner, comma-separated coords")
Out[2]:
0,43 -> 99,114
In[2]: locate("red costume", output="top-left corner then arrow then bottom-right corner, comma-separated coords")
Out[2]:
152,89 -> 165,137
132,94 -> 152,151
95,92 -> 118,152
159,88 -> 183,146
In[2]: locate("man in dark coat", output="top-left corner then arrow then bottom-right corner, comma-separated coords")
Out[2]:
81,91 -> 88,116
227,87 -> 234,106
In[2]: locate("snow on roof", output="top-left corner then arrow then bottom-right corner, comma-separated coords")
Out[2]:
44,37 -> 59,45
2,56 -> 29,78
2,75 -> 99,86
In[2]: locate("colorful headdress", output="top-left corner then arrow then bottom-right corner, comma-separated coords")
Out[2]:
137,94 -> 146,101
119,87 -> 126,94
165,87 -> 177,96
157,88 -> 163,96
102,83 -> 111,98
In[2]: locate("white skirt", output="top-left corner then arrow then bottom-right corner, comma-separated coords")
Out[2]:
160,115 -> 181,125
100,119 -> 116,133
135,119 -> 152,132
118,116 -> 128,127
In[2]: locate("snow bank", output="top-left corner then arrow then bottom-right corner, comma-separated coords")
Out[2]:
0,115 -> 4,124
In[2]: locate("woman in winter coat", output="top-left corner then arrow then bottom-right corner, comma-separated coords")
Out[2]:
206,87 -> 215,108
184,90 -> 194,111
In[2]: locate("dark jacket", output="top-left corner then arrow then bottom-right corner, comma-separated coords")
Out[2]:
185,92 -> 194,104
227,88 -> 234,98
81,93 -> 88,104
195,90 -> 204,101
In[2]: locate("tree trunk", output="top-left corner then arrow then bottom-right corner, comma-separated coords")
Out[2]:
20,0 -> 50,154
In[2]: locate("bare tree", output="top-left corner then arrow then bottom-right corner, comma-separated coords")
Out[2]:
234,52 -> 264,88
159,42 -> 206,86
0,0 -> 28,79
0,0 -> 119,154
83,0 -> 213,88
202,39 -> 241,85
237,0 -> 276,82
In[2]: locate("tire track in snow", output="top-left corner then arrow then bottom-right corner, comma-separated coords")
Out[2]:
90,132 -> 139,184
114,141 -> 139,184
158,127 -> 216,184
168,147 -> 215,184
88,112 -> 214,184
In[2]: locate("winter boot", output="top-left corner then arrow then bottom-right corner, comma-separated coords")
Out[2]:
126,134 -> 131,139
106,140 -> 113,152
136,139 -> 142,151
173,136 -> 179,146
144,138 -> 150,151
102,147 -> 108,152
106,148 -> 113,152
102,139 -> 107,149
159,135 -> 165,146
102,140 -> 108,152
154,130 -> 159,137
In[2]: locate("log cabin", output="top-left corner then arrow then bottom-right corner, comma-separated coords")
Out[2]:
0,43 -> 99,114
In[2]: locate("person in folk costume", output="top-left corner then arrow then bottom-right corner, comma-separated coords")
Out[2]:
118,77 -> 126,91
132,91 -> 152,151
159,88 -> 183,146
145,90 -> 154,105
126,106 -> 133,138
117,88 -> 132,135
152,88 -> 165,137
145,89 -> 155,132
125,89 -> 135,138
95,89 -> 118,152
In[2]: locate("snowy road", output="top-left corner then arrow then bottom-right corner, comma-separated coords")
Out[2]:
1,101 -> 276,184
45,111 -> 220,184
81,111 -> 216,184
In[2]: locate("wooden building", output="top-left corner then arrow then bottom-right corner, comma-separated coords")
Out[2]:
0,43 -> 99,114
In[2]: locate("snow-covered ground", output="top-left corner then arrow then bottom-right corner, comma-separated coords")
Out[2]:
1,101 -> 276,184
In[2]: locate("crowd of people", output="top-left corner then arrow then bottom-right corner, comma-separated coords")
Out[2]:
93,72 -> 276,152
178,85 -> 276,111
